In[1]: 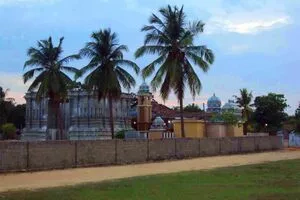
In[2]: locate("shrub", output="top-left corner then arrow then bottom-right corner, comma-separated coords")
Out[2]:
210,111 -> 239,125
115,130 -> 126,139
1,123 -> 16,140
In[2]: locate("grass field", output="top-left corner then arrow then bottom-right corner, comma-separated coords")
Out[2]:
1,159 -> 300,200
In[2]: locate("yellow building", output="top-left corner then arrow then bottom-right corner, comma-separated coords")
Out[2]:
173,119 -> 205,138
227,124 -> 243,137
173,119 -> 243,138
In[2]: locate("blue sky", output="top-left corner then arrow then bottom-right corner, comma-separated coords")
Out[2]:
0,0 -> 299,114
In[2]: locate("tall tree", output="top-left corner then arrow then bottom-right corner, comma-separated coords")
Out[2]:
0,87 -> 5,101
295,104 -> 300,119
135,5 -> 214,137
77,29 -> 139,138
253,93 -> 288,133
7,104 -> 26,129
234,88 -> 253,135
23,37 -> 80,139
0,87 -> 14,127
0,87 -> 8,126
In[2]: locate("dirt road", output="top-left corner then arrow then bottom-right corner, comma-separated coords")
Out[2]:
1,150 -> 300,192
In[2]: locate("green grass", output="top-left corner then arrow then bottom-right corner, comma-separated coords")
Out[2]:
1,159 -> 300,200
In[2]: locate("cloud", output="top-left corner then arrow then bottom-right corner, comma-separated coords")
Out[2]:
208,16 -> 291,34
167,0 -> 293,35
6,91 -> 26,104
0,72 -> 30,104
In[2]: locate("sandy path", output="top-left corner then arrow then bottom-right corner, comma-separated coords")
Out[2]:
1,150 -> 300,192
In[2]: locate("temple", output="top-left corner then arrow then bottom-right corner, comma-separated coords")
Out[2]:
23,82 -> 243,140
22,89 -> 133,140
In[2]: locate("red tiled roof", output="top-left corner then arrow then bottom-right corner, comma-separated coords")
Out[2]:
151,100 -> 176,118
151,100 -> 212,119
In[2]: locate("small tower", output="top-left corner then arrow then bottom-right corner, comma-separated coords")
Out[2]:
137,82 -> 152,131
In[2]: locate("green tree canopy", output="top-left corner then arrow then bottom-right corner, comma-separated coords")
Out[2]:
7,104 -> 26,129
183,103 -> 202,112
23,37 -> 80,101
253,93 -> 288,132
295,105 -> 300,119
211,111 -> 239,125
0,87 -> 15,128
1,123 -> 17,140
0,87 -> 5,101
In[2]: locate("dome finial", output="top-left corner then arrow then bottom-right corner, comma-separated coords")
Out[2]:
138,81 -> 150,95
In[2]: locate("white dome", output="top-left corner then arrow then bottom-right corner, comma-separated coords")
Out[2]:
151,116 -> 165,129
222,99 -> 242,117
222,100 -> 239,110
138,82 -> 150,94
207,93 -> 221,113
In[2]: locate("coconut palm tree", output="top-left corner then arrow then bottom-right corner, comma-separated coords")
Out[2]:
0,87 -> 8,126
235,88 -> 253,135
135,5 -> 214,137
23,37 -> 80,139
77,29 -> 139,138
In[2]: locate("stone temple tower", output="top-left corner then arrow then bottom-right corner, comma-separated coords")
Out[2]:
137,82 -> 152,131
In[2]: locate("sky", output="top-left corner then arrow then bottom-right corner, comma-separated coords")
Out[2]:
0,0 -> 299,114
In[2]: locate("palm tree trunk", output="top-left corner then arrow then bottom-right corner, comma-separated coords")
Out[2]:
47,99 -> 58,129
179,97 -> 185,138
243,110 -> 248,136
243,122 -> 247,136
57,105 -> 64,140
47,99 -> 62,139
108,96 -> 115,139
47,99 -> 60,139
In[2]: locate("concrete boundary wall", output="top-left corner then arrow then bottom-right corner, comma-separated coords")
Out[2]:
175,138 -> 199,158
0,136 -> 283,172
199,138 -> 220,156
76,140 -> 116,167
148,139 -> 176,160
0,142 -> 27,172
220,137 -> 240,155
116,140 -> 148,164
28,141 -> 76,170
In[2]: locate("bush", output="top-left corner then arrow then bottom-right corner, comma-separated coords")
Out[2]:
1,123 -> 17,140
115,130 -> 126,139
210,111 -> 239,125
